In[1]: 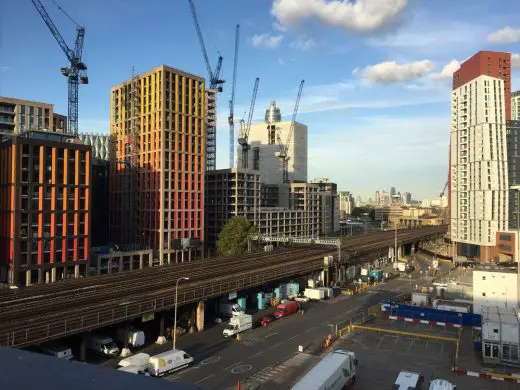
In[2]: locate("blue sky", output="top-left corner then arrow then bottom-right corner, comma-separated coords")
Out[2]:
2,0 -> 520,200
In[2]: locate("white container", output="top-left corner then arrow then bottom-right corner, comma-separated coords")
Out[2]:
219,302 -> 244,317
116,327 -> 145,348
317,287 -> 333,299
148,350 -> 193,377
40,344 -> 73,360
411,292 -> 429,306
304,288 -> 325,300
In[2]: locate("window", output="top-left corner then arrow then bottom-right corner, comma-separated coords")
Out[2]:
482,292 -> 486,297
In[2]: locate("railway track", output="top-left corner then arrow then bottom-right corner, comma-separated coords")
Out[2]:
0,247 -> 329,321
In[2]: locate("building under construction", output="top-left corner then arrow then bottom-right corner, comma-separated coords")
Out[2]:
109,65 -> 206,264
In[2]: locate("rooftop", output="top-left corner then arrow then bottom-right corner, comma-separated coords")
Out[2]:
474,264 -> 518,274
0,347 -> 200,390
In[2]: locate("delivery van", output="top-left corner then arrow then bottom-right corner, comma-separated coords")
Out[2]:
273,301 -> 299,319
116,327 -> 145,348
86,334 -> 120,357
118,353 -> 150,372
148,350 -> 194,377
40,344 -> 73,360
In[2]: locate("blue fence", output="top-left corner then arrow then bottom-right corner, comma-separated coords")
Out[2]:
383,301 -> 481,327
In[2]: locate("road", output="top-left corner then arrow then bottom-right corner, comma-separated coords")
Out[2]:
106,259 -> 441,389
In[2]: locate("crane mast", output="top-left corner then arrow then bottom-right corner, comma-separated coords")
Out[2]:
228,25 -> 240,168
276,80 -> 304,183
32,0 -> 88,136
238,78 -> 260,169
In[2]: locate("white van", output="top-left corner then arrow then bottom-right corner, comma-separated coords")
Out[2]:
394,371 -> 424,389
117,365 -> 150,376
86,334 -> 120,357
40,344 -> 73,360
118,353 -> 150,372
116,327 -> 145,348
219,302 -> 244,317
148,349 -> 193,377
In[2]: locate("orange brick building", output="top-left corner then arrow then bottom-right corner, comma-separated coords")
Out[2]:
0,131 -> 91,287
109,65 -> 206,264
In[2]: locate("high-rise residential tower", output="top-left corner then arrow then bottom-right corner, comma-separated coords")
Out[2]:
512,90 -> 520,120
450,51 -> 511,261
109,65 -> 206,264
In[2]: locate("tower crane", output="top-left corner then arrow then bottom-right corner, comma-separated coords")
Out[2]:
228,25 -> 240,168
32,0 -> 88,136
238,78 -> 260,169
187,0 -> 224,91
276,80 -> 304,183
440,180 -> 448,198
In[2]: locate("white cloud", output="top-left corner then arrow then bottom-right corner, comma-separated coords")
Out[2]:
271,0 -> 408,33
431,59 -> 460,80
290,36 -> 317,51
278,58 -> 285,66
353,60 -> 434,84
512,53 -> 520,69
488,26 -> 520,44
251,33 -> 283,48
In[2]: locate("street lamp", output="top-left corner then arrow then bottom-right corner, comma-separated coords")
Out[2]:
173,276 -> 190,350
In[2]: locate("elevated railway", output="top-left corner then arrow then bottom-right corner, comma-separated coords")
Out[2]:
0,226 -> 446,348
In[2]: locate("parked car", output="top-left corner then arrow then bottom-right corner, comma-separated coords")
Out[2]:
258,315 -> 276,327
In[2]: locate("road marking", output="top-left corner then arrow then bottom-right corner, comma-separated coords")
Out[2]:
320,320 -> 330,325
288,334 -> 299,341
224,361 -> 243,371
200,356 -> 220,365
305,326 -> 316,332
231,364 -> 252,374
249,351 -> 264,359
194,374 -> 214,384
265,332 -> 278,339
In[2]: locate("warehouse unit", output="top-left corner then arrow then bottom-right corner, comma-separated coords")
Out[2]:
0,130 -> 91,287
481,306 -> 520,365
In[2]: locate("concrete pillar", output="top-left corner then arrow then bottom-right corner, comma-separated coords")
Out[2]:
188,249 -> 192,262
26,270 -> 31,287
181,251 -> 185,263
107,260 -> 112,274
139,254 -> 143,269
51,267 -> 56,283
129,256 -> 133,271
196,301 -> 205,331
97,256 -> 101,275
74,264 -> 79,279
119,256 -> 123,273
37,269 -> 43,284
120,327 -> 131,357
45,271 -> 50,284
148,254 -> 153,267
156,312 -> 167,345
80,334 -> 87,362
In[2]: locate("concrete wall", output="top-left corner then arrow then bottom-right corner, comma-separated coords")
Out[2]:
473,269 -> 518,314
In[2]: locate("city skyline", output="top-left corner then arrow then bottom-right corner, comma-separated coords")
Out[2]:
1,1 -> 520,200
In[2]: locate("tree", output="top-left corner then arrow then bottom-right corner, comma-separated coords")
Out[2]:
216,216 -> 257,257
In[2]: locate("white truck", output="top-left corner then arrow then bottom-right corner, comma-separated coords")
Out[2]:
223,313 -> 252,337
148,350 -> 193,377
40,344 -> 73,360
116,327 -> 145,348
219,302 -> 244,317
429,379 -> 457,390
291,350 -> 357,390
304,288 -> 325,301
86,334 -> 120,357
394,371 -> 424,389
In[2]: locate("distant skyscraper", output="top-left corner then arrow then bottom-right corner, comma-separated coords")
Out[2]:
390,187 -> 396,197
403,192 -> 412,205
375,191 -> 381,205
513,91 -> 520,120
450,51 -> 511,262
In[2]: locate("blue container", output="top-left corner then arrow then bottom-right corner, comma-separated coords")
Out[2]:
257,293 -> 264,310
98,246 -> 110,254
274,288 -> 281,300
238,297 -> 247,312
